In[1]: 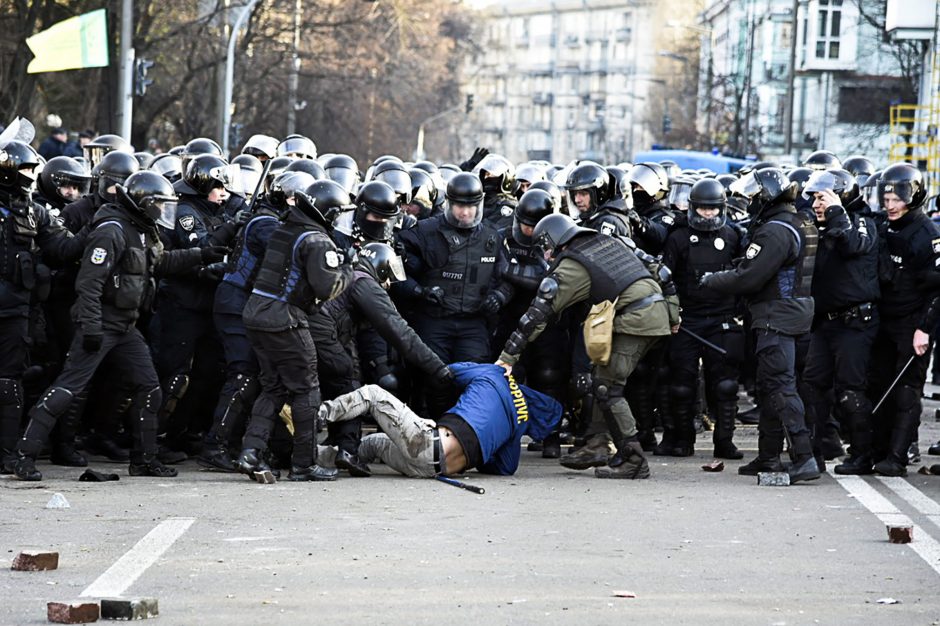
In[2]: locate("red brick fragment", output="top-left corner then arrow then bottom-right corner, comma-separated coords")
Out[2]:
47,601 -> 100,624
11,550 -> 59,571
887,525 -> 913,544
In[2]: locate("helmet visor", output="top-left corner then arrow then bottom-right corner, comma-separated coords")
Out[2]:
209,164 -> 243,194
144,196 -> 178,229
880,180 -> 916,206
326,166 -> 358,194
729,172 -> 761,199
667,183 -> 692,211
388,254 -> 406,282
627,165 -> 663,197
444,198 -> 484,229
801,171 -> 837,199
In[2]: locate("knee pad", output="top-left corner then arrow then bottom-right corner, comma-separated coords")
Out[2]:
593,381 -> 624,409
0,378 -> 22,407
715,379 -> 739,402
838,389 -> 867,414
164,374 -> 190,401
38,387 -> 74,416
669,385 -> 695,401
236,375 -> 260,399
142,386 -> 162,413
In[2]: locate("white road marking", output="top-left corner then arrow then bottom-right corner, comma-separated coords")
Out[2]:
81,518 -> 195,598
877,476 -> 940,531
829,471 -> 940,577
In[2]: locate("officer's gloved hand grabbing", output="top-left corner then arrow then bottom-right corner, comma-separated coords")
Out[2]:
82,333 -> 103,353
200,245 -> 228,264
481,291 -> 506,314
196,262 -> 226,282
412,284 -> 445,306
433,365 -> 455,385
233,209 -> 252,226
342,246 -> 359,266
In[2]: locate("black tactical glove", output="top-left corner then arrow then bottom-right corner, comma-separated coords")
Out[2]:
422,285 -> 445,306
460,146 -> 489,172
82,333 -> 103,353
434,365 -> 455,385
481,292 -> 505,315
234,209 -> 252,226
377,373 -> 399,392
200,245 -> 228,264
196,262 -> 226,282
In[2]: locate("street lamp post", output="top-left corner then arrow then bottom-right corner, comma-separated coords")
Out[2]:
220,0 -> 260,156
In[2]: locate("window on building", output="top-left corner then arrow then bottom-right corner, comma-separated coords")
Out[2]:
837,80 -> 913,124
815,0 -> 843,60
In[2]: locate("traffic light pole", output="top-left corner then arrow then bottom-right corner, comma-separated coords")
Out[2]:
414,104 -> 462,161
221,0 -> 260,156
115,0 -> 134,141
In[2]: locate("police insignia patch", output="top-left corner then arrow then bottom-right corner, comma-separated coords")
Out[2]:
689,234 -> 699,243
714,238 -> 725,250
179,215 -> 195,231
325,250 -> 340,268
501,206 -> 514,217
90,247 -> 107,265
745,243 -> 761,259
932,237 -> 940,254
600,223 -> 615,236
662,215 -> 674,225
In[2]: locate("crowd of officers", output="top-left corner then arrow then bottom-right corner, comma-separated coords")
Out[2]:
0,126 -> 937,484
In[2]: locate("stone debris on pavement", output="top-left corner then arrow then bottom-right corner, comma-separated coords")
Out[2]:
12,550 -> 59,571
887,525 -> 913,544
701,460 -> 724,472
875,597 -> 901,605
47,600 -> 100,624
100,597 -> 159,620
45,493 -> 70,509
612,590 -> 636,598
757,472 -> 790,487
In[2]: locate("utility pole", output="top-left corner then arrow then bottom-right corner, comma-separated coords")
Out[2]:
115,0 -> 134,141
216,0 -> 231,150
286,0 -> 302,135
221,0 -> 260,155
783,0 -> 799,156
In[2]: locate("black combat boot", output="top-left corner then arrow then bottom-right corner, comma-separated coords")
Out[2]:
13,452 -> 42,481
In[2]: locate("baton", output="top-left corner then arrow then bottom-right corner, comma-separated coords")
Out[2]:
435,475 -> 485,494
872,354 -> 917,415
245,157 -> 273,214
679,326 -> 728,355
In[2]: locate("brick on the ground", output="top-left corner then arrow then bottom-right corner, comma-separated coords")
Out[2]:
11,550 -> 59,571
47,601 -> 99,624
100,598 -> 159,620
887,525 -> 914,544
757,472 -> 790,487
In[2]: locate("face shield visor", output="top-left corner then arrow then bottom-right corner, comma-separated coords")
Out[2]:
325,166 -> 358,194
801,171 -> 837,199
209,164 -> 244,195
728,172 -> 761,200
444,197 -> 484,229
667,182 -> 692,212
142,195 -> 178,229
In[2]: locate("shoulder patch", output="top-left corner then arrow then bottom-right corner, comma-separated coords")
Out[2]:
745,243 -> 762,259
500,206 -> 514,217
714,237 -> 725,251
600,222 -> 616,236
325,250 -> 340,268
179,215 -> 195,231
90,247 -> 107,265
662,215 -> 674,226
932,237 -> 940,254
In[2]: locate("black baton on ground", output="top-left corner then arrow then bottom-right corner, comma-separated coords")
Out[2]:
435,475 -> 485,494
678,326 -> 728,356
872,354 -> 917,415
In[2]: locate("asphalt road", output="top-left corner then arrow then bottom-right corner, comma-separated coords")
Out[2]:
4,399 -> 940,625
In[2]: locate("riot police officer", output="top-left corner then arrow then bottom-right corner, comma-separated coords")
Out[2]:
661,178 -> 744,459
869,163 -> 940,476
34,156 -> 90,212
473,154 -> 517,229
496,213 -> 675,479
0,140 -> 88,473
624,162 -> 674,255
701,167 -> 820,483
398,172 -> 506,417
333,180 -> 399,250
796,170 -> 880,474
564,162 -> 632,238
236,187 -> 352,481
12,171 -> 217,480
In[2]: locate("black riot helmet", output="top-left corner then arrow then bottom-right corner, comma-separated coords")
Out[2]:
285,158 -> 326,180
358,242 -> 406,285
0,140 -> 41,198
730,167 -> 797,217
372,161 -> 412,205
182,137 -> 223,159
860,169 -> 882,212
444,172 -> 484,229
241,134 -> 278,161
268,171 -> 316,209
528,180 -> 563,212
715,174 -> 737,191
179,154 -> 240,197
134,152 -> 155,169
687,178 -> 727,232
149,153 -> 183,183
803,150 -> 841,171
841,155 -> 875,180
295,179 -> 350,228
606,166 -> 628,200
473,153 -> 515,196
263,156 -> 294,193
513,163 -> 546,199
83,134 -> 133,168
830,169 -> 860,205
38,156 -> 91,204
564,162 -> 612,220
406,169 -> 437,220
355,181 -> 401,242
532,213 -> 592,253
879,163 -> 927,210
116,171 -> 178,229
277,134 -> 317,160
788,166 -> 815,212
513,189 -> 555,245
94,150 -> 140,202
323,154 -> 360,195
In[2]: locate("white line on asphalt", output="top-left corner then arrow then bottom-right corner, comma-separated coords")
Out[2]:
81,517 -> 195,598
876,476 -> 940,531
829,471 -> 940,577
